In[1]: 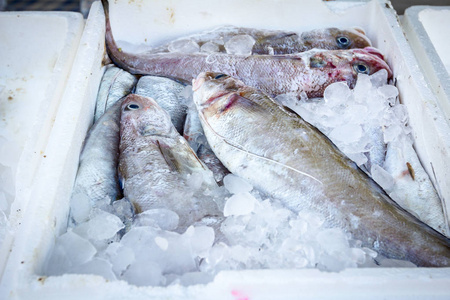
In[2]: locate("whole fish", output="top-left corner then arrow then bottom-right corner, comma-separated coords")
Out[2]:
94,65 -> 137,122
148,25 -> 372,55
192,72 -> 450,267
118,94 -> 221,227
135,76 -> 188,135
101,0 -> 392,99
70,98 -> 125,224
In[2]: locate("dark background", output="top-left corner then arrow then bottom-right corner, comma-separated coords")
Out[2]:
3,0 -> 450,16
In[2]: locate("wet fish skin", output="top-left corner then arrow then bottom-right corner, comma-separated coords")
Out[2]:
102,0 -> 392,99
148,25 -> 372,55
135,76 -> 188,134
70,98 -> 125,224
94,65 -> 137,122
183,102 -> 230,185
192,72 -> 450,267
118,94 -> 221,227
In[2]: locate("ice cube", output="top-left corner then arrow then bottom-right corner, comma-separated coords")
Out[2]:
223,192 -> 257,217
323,82 -> 352,106
223,174 -> 253,194
200,42 -> 220,53
168,39 -> 200,53
371,165 -> 394,191
224,34 -> 256,56
57,230 -> 97,266
87,211 -> 124,240
189,226 -> 215,257
134,209 -> 179,230
103,242 -> 135,276
383,124 -> 403,143
329,123 -> 362,144
70,258 -> 116,281
377,85 -> 399,104
370,69 -> 389,88
69,192 -> 91,224
121,261 -> 165,286
155,236 -> 169,250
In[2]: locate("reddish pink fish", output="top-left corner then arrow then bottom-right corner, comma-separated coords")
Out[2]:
102,0 -> 392,98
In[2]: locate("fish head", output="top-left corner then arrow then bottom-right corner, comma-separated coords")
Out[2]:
301,27 -> 372,50
193,72 -> 253,120
120,94 -> 175,139
193,72 -> 244,106
307,47 -> 393,96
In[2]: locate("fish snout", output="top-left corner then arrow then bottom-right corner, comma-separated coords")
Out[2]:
193,72 -> 207,91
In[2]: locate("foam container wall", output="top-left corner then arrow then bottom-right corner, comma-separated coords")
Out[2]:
401,5 -> 450,222
1,0 -> 450,299
0,11 -> 84,279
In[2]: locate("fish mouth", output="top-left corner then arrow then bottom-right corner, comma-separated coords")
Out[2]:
192,76 -> 205,92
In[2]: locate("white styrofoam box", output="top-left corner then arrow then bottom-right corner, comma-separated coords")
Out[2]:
1,0 -> 450,299
401,5 -> 450,222
0,11 -> 84,279
402,6 -> 450,118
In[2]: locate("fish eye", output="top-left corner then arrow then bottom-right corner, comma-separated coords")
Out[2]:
336,36 -> 350,48
353,63 -> 369,74
214,74 -> 227,80
126,103 -> 140,110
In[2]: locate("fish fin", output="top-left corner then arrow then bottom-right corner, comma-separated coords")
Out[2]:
156,140 -> 180,172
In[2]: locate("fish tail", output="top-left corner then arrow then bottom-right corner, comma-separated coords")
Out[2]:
101,0 -> 141,74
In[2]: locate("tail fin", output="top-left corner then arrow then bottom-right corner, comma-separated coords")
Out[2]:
101,0 -> 141,74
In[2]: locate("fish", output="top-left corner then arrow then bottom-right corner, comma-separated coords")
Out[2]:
94,65 -> 137,122
383,139 -> 449,236
101,0 -> 392,99
135,76 -> 188,134
183,101 -> 230,185
192,72 -> 450,267
118,94 -> 221,227
70,98 -> 126,224
148,25 -> 372,55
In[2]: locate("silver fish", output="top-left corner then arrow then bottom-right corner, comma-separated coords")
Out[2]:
148,25 -> 372,55
102,0 -> 392,99
192,72 -> 450,267
118,94 -> 221,227
183,101 -> 230,185
70,98 -> 124,224
94,65 -> 137,122
135,76 -> 188,134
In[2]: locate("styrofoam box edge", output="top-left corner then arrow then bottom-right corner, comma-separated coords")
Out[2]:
401,6 -> 450,123
0,11 -> 85,281
1,1 -> 450,299
401,5 -> 450,226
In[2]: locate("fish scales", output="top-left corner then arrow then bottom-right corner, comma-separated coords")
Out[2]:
135,76 -> 188,134
101,0 -> 392,99
70,98 -> 125,224
192,72 -> 450,267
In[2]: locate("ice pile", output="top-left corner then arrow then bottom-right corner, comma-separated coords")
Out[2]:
277,70 -> 406,169
278,70 -> 448,236
45,171 -> 417,287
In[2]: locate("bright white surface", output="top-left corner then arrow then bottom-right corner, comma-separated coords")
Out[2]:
1,0 -> 450,299
419,9 -> 450,75
0,11 -> 84,281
